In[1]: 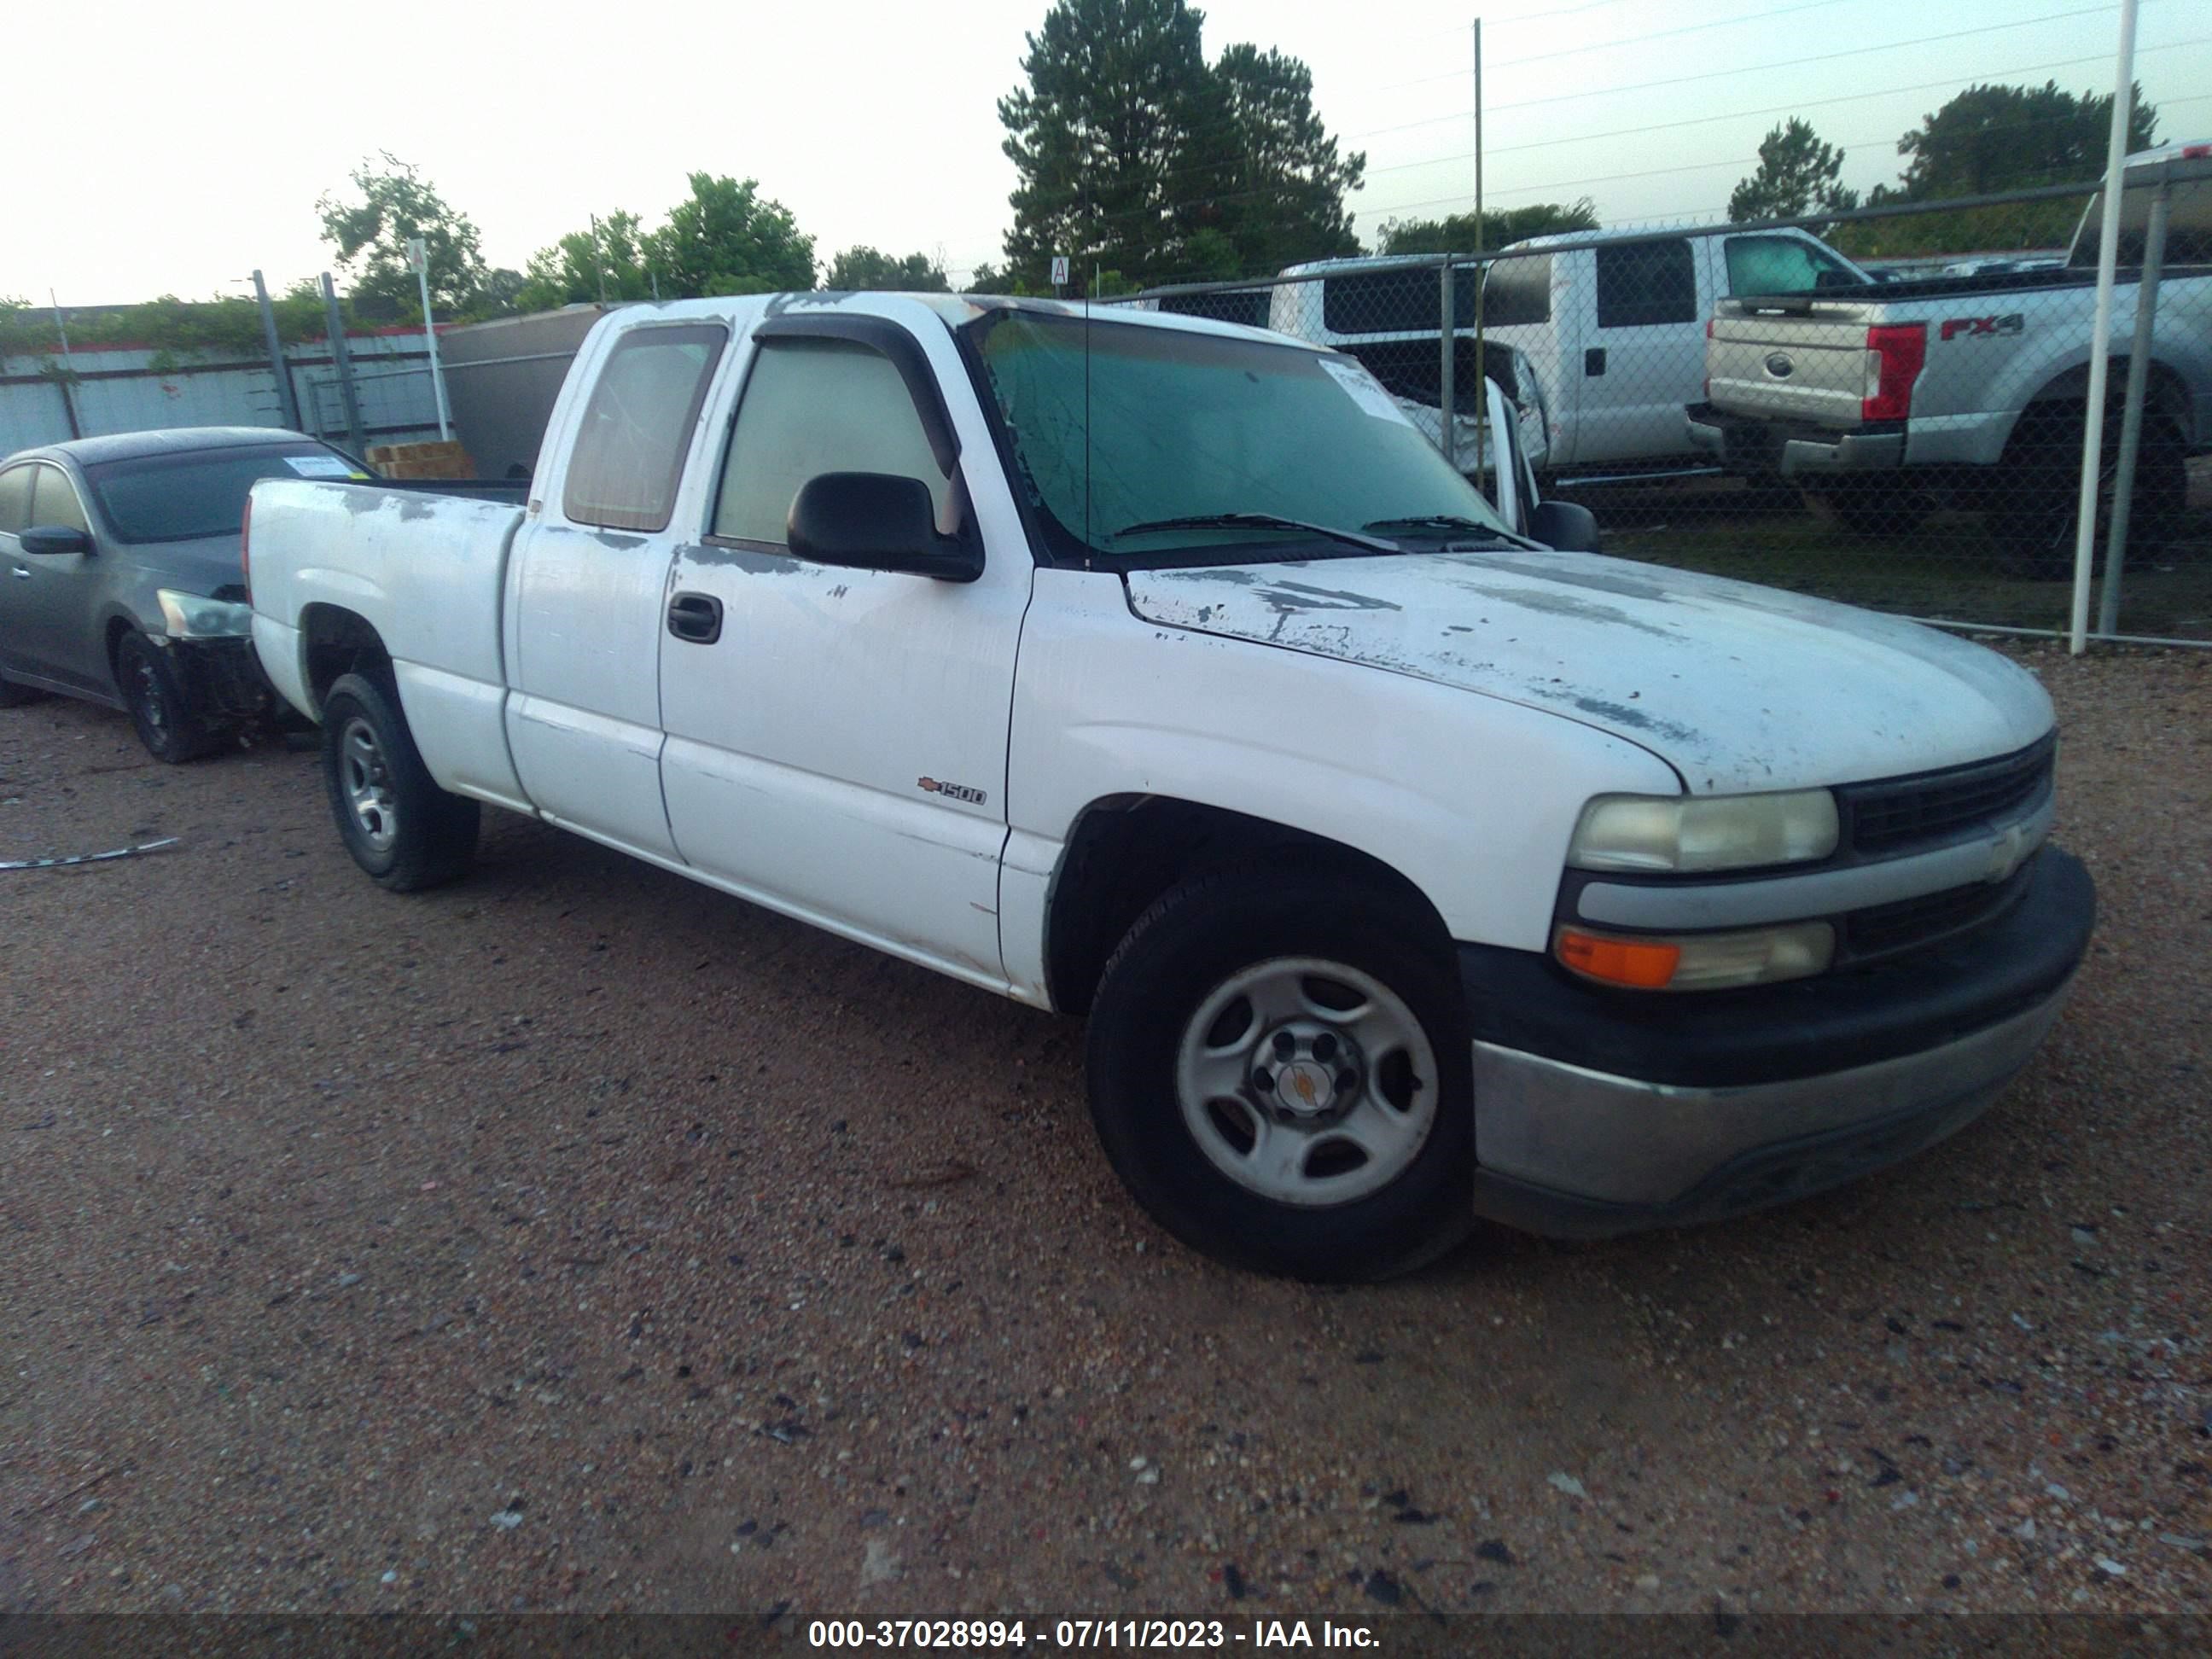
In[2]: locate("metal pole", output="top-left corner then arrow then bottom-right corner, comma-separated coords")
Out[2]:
1470,19 -> 1489,483
252,270 -> 301,429
415,263 -> 452,442
320,273 -> 367,457
2095,178 -> 2168,637
2068,0 -> 2138,655
1439,255 -> 1456,470
48,288 -> 80,439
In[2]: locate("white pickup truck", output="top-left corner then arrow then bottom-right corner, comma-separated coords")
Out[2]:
246,294 -> 2094,1280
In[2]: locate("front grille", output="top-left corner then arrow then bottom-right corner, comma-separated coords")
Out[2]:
1842,734 -> 2054,855
1843,866 -> 2030,960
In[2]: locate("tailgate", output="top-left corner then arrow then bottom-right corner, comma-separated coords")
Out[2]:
1708,306 -> 1873,429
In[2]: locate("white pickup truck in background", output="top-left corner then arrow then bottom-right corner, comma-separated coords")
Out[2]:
1277,225 -> 1872,479
246,293 -> 2093,1280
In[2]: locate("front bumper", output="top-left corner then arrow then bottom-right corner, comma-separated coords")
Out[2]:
1686,402 -> 1904,479
1461,847 -> 2094,1237
169,635 -> 275,723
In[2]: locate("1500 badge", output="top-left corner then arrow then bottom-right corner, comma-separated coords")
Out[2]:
918,776 -> 988,805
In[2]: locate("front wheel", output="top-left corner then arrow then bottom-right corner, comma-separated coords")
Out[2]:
321,671 -> 479,891
116,632 -> 222,763
1085,861 -> 1476,1281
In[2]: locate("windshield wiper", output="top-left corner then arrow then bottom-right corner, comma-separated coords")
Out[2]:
1363,515 -> 1507,540
1363,514 -> 1549,552
1109,513 -> 1400,555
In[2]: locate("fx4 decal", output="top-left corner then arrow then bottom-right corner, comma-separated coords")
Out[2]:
918,776 -> 988,806
1939,313 -> 2025,342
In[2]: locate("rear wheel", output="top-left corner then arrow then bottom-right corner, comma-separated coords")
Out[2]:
321,671 -> 479,891
1084,860 -> 1476,1281
116,632 -> 222,763
1990,406 -> 2187,578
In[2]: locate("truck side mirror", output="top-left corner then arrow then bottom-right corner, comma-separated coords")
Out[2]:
786,473 -> 981,583
1527,498 -> 1601,553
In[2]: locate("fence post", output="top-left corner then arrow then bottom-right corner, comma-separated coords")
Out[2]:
319,273 -> 367,457
2069,0 -> 2139,654
2095,176 -> 2170,637
252,270 -> 301,430
1439,256 -> 1456,470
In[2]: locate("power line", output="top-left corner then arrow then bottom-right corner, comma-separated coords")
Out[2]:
1371,0 -> 1867,93
1360,34 -> 2212,181
1363,89 -> 2209,217
1346,4 -> 2122,141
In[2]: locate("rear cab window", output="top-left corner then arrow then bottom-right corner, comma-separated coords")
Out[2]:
563,324 -> 730,533
1724,236 -> 1865,297
1593,239 -> 1697,329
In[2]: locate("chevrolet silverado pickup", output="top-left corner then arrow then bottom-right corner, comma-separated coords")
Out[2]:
245,293 -> 2094,1280
1690,141 -> 2211,568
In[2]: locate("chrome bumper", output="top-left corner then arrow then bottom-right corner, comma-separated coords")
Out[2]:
1468,981 -> 2071,1237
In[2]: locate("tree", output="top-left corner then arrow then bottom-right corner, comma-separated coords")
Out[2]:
998,0 -> 1216,291
1375,200 -> 1598,255
1895,80 -> 2157,199
642,174 -> 816,298
1831,81 -> 2161,259
317,154 -> 489,319
468,268 -> 528,320
1729,119 -> 1858,224
1184,44 -> 1365,276
517,211 -> 657,310
824,247 -> 951,291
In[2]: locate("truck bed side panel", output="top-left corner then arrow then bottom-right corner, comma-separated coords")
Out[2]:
248,480 -> 528,806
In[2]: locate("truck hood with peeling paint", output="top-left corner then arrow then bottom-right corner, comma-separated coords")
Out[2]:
1124,549 -> 2053,794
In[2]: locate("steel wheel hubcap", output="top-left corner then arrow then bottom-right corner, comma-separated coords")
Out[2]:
132,660 -> 167,736
1175,957 -> 1438,1207
339,717 -> 399,852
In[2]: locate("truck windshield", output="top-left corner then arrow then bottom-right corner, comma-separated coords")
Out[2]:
967,311 -> 1511,562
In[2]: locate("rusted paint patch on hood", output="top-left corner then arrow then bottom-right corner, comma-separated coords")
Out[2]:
1126,549 -> 2053,793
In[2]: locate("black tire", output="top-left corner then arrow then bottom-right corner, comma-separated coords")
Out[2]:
1084,859 -> 1476,1282
321,671 -> 479,891
1810,479 -> 1929,538
1989,407 -> 2187,579
115,631 -> 223,763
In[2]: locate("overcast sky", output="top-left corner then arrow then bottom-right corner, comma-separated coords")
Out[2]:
13,0 -> 2206,305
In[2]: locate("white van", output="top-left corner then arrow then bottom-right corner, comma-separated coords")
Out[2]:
1274,227 -> 1871,476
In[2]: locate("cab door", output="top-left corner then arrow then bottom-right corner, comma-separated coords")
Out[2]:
504,320 -> 729,859
1575,236 -> 1703,465
655,310 -> 1029,987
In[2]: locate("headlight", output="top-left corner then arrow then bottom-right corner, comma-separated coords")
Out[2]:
1568,789 -> 1839,873
157,589 -> 253,639
1555,921 -> 1836,991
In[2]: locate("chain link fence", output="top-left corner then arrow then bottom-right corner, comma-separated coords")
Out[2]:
1122,158 -> 2212,646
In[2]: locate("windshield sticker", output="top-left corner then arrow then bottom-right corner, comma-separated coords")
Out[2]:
1319,358 -> 1413,426
285,453 -> 358,479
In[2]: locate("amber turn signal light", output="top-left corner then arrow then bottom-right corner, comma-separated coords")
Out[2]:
1555,929 -> 1681,989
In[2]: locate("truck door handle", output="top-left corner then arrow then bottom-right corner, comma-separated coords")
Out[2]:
667,591 -> 723,644
1584,347 -> 1606,377
9,566 -> 28,579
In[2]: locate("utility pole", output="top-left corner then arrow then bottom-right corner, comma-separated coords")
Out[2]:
320,273 -> 367,457
405,237 -> 452,442
251,270 -> 302,429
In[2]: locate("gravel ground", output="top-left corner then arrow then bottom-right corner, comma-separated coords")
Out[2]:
0,641 -> 2205,1621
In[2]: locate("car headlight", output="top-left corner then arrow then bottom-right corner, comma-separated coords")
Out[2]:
1568,789 -> 1839,874
157,589 -> 253,640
